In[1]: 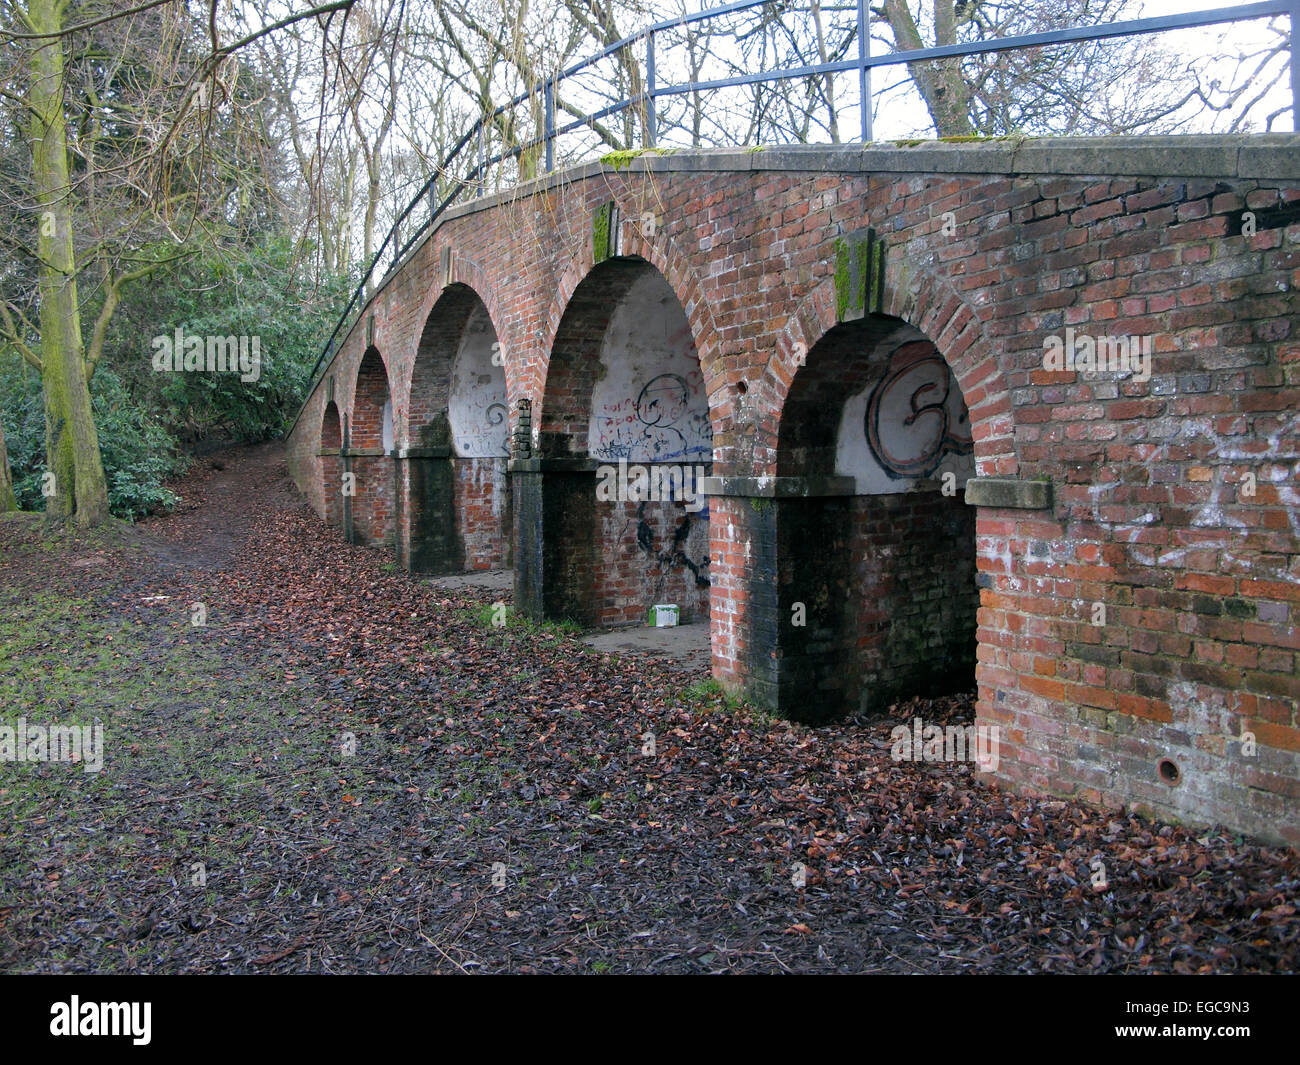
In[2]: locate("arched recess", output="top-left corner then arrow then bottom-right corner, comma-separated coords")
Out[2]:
405,283 -> 511,573
319,400 -> 343,530
520,256 -> 712,629
771,313 -> 978,720
349,346 -> 396,547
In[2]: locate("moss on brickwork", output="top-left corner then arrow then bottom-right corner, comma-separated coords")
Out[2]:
865,238 -> 884,314
593,202 -> 613,263
833,237 -> 853,319
833,232 -> 885,321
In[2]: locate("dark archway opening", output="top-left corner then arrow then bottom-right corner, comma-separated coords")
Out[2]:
319,400 -> 343,531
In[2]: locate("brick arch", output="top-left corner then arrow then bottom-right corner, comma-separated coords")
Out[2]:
755,257 -> 987,724
761,258 -> 1014,479
536,213 -> 726,453
407,283 -> 498,450
347,346 -> 396,548
348,345 -> 392,455
320,399 -> 342,451
403,255 -> 511,439
350,345 -> 393,451
775,316 -> 941,478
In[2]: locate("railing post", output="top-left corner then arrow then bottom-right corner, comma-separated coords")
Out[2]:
478,120 -> 486,197
1292,0 -> 1299,132
858,0 -> 872,143
544,78 -> 555,173
646,30 -> 657,148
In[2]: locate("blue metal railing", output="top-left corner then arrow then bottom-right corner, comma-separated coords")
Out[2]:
298,0 -> 1298,419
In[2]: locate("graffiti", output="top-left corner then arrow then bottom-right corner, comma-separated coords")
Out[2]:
635,503 -> 710,587
592,369 -> 712,462
865,341 -> 972,479
452,388 -> 509,456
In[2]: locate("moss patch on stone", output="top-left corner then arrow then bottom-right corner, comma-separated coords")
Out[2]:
599,147 -> 678,170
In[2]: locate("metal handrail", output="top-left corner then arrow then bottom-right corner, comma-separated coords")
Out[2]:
295,0 -> 1298,429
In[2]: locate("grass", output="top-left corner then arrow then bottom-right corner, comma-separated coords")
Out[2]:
0,577 -> 353,964
679,676 -> 778,726
464,602 -> 583,638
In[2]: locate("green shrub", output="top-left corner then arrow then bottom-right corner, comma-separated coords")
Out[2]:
0,354 -> 188,521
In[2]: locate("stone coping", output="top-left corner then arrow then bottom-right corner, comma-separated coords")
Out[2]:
510,457 -> 712,474
395,446 -> 452,459
701,475 -> 858,498
963,477 -> 1053,509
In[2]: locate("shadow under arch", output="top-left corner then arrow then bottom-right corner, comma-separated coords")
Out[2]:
319,400 -> 344,531
767,312 -> 979,722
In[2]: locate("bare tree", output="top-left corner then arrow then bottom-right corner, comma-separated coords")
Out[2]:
0,0 -> 353,525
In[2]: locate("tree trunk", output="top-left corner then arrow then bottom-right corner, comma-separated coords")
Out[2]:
0,419 -> 16,512
27,0 -> 110,527
882,0 -> 974,137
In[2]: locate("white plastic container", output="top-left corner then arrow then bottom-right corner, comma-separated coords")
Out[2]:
649,604 -> 680,627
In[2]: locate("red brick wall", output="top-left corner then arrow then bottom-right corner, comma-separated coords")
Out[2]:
352,348 -> 390,451
454,457 -> 511,570
285,140 -> 1300,844
350,455 -> 395,548
848,489 -> 978,709
593,491 -> 711,627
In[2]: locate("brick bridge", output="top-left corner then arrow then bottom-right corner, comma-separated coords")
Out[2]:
287,136 -> 1300,844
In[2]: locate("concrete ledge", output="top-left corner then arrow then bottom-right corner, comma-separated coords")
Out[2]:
397,446 -> 452,459
702,475 -> 857,498
964,476 -> 1052,509
1010,136 -> 1235,178
1239,142 -> 1300,179
510,457 -> 600,474
317,448 -> 341,457
637,148 -> 758,172
750,145 -> 870,172
343,447 -> 387,458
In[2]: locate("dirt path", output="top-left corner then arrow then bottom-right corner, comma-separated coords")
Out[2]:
1,443 -> 1296,974
136,442 -> 301,571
